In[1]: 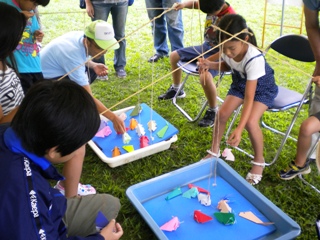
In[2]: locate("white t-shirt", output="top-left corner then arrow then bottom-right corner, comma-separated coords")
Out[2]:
222,44 -> 265,80
0,67 -> 24,115
41,31 -> 90,86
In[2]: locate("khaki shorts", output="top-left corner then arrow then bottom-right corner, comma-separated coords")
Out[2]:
63,194 -> 120,237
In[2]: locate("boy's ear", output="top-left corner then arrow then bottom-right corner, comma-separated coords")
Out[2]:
245,35 -> 249,42
46,146 -> 59,160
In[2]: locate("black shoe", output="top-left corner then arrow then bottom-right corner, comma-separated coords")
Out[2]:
148,54 -> 166,63
198,109 -> 216,127
158,86 -> 186,100
279,160 -> 311,180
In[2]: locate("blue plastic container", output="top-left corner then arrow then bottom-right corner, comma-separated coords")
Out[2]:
126,158 -> 300,239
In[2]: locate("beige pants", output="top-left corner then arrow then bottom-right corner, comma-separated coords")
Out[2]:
63,194 -> 120,237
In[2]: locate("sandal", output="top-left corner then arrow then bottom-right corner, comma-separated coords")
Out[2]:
245,161 -> 265,185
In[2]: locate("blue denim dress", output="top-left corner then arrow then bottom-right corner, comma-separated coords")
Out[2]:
227,54 -> 278,108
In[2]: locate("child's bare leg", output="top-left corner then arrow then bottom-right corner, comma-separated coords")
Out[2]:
60,145 -> 86,198
210,95 -> 242,154
199,72 -> 217,108
295,116 -> 320,166
170,51 -> 182,86
246,102 -> 268,175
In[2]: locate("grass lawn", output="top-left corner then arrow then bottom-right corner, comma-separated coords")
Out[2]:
39,0 -> 319,239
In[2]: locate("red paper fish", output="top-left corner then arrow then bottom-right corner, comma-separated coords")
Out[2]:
188,184 -> 210,194
194,210 -> 213,223
140,136 -> 149,148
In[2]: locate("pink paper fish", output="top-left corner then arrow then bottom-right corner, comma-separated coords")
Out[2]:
160,216 -> 180,232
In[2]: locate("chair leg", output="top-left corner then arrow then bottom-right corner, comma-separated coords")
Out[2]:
298,174 -> 320,194
265,79 -> 313,166
172,73 -> 208,122
297,136 -> 320,194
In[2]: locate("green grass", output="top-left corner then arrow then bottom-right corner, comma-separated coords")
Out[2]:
39,0 -> 319,239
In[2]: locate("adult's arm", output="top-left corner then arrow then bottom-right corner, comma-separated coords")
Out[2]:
304,6 -> 320,76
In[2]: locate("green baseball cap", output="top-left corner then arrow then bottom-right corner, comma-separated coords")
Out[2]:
84,20 -> 119,50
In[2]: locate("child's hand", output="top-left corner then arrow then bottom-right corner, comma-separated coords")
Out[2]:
112,115 -> 126,134
100,219 -> 123,240
93,64 -> 109,77
173,2 -> 185,10
226,128 -> 242,147
312,76 -> 320,87
21,10 -> 34,19
34,30 -> 44,43
197,58 -> 210,74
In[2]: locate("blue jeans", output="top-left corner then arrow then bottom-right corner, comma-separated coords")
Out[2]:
145,0 -> 184,56
92,1 -> 128,70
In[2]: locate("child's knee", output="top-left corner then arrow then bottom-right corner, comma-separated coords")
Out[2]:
170,51 -> 180,64
199,72 -> 212,85
299,120 -> 315,137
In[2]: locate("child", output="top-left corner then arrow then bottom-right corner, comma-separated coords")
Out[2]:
0,79 -> 123,239
0,0 -> 50,94
198,14 -> 278,185
279,75 -> 320,180
0,2 -> 25,124
158,0 -> 236,128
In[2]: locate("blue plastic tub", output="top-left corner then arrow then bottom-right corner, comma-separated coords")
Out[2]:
126,158 -> 300,240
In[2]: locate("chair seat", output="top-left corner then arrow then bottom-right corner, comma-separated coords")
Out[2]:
177,61 -> 199,75
270,86 -> 308,111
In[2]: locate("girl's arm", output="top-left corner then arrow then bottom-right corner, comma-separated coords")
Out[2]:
227,80 -> 257,146
197,58 -> 230,73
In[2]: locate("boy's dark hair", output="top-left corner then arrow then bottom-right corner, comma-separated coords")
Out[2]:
0,2 -> 26,73
11,79 -> 100,157
216,14 -> 257,47
33,0 -> 50,7
199,0 -> 225,14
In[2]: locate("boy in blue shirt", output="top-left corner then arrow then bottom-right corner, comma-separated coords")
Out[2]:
0,79 -> 123,239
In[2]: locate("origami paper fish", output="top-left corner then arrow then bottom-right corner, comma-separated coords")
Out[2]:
147,120 -> 157,132
130,104 -> 142,116
129,118 -> 138,130
140,136 -> 149,148
160,216 -> 180,232
112,146 -> 121,157
136,124 -> 145,136
122,132 -> 131,144
198,193 -> 211,206
97,120 -> 108,132
222,148 -> 235,161
214,212 -> 236,225
95,126 -> 112,138
157,122 -> 168,138
182,187 -> 199,199
165,187 -> 182,200
96,211 -> 109,231
217,200 -> 231,213
239,211 -> 274,225
123,145 -> 134,152
194,210 -> 213,223
188,184 -> 210,194
119,112 -> 127,121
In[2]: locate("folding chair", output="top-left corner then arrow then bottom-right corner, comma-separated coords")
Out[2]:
261,0 -> 304,48
227,34 -> 315,165
172,60 -> 226,122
